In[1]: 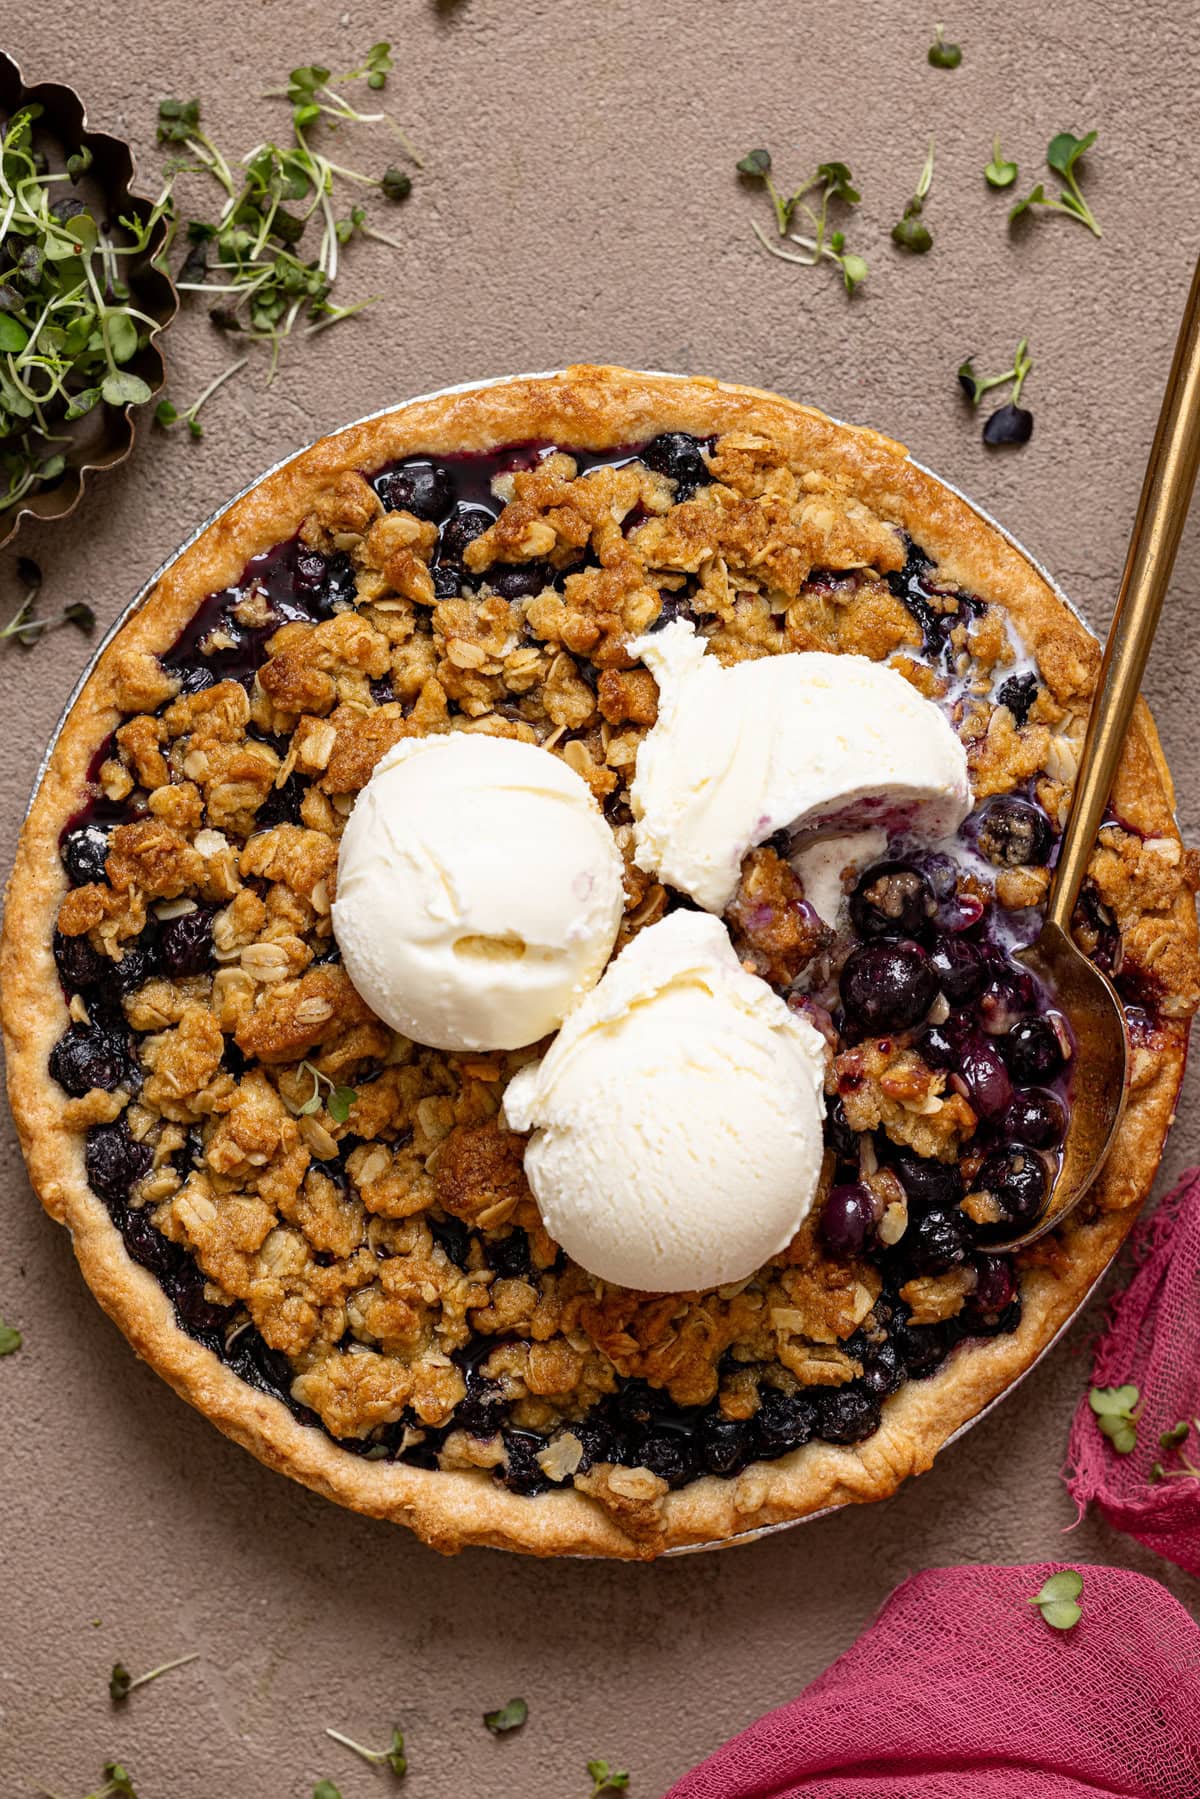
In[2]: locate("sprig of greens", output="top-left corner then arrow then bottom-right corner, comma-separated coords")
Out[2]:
324,1723 -> 407,1776
297,1060 -> 357,1124
109,1651 -> 198,1703
0,106 -> 172,518
484,1698 -> 528,1734
588,1760 -> 631,1795
1149,1416 -> 1200,1482
313,1784 -> 342,1799
1089,1382 -> 1140,1454
927,24 -> 962,68
1028,1568 -> 1083,1631
957,338 -> 1032,408
1010,131 -> 1101,237
2,554 -> 94,648
154,357 -> 247,439
57,1763 -> 139,1799
738,151 -> 867,293
891,139 -> 935,253
159,47 -> 420,379
0,1313 -> 22,1354
984,137 -> 1018,190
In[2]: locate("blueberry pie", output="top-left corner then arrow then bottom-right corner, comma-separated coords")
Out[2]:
4,366 -> 1198,1557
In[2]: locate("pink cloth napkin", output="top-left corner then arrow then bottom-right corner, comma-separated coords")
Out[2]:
1065,1167 -> 1200,1578
665,1563 -> 1200,1798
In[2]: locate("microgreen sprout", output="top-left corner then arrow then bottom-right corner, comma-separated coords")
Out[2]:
297,1061 -> 357,1124
1149,1417 -> 1200,1481
484,1698 -> 528,1734
0,1313 -> 21,1354
2,554 -> 94,648
985,137 -> 1018,190
46,1764 -> 139,1799
1088,1382 -> 1141,1454
891,138 -> 935,253
324,1724 -> 407,1776
927,24 -> 962,68
108,1651 -> 199,1703
154,357 -> 247,439
0,106 -> 171,517
313,1784 -> 342,1799
957,339 -> 1034,446
160,54 -> 420,379
588,1760 -> 631,1796
1028,1568 -> 1083,1631
739,152 -> 867,292
1010,131 -> 1101,237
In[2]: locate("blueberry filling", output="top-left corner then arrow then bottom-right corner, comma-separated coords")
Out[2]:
50,436 -> 1127,1498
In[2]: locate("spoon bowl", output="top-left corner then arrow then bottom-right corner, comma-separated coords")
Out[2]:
986,252 -> 1200,1251
996,923 -> 1129,1250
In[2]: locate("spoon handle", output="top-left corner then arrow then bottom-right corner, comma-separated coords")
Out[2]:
1048,254 -> 1200,934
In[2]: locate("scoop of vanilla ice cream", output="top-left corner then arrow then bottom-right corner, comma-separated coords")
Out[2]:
333,734 -> 624,1052
502,911 -> 828,1292
627,622 -> 971,912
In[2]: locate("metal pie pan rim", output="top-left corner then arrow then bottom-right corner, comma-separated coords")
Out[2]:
25,367 -> 1123,1557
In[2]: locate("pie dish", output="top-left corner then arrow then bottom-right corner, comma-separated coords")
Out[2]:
4,364 -> 1198,1559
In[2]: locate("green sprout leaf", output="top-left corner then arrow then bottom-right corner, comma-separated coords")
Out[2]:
313,1785 -> 342,1799
1161,1421 -> 1191,1450
0,315 -> 30,353
1009,131 -> 1101,237
927,24 -> 962,68
985,137 -> 1018,189
83,1763 -> 139,1799
484,1697 -> 528,1734
1089,1383 -> 1140,1453
1028,1567 -> 1083,1631
326,1086 -> 357,1125
109,1651 -> 198,1703
892,140 -> 936,253
0,1317 -> 22,1355
736,148 -> 772,177
100,372 -> 153,408
325,1723 -> 407,1777
588,1759 -> 631,1795
381,166 -> 413,202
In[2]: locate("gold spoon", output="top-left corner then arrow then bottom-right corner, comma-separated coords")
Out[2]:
994,255 -> 1200,1252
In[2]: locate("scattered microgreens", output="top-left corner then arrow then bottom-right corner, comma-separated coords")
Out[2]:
588,1759 -> 631,1795
957,338 -> 1034,446
985,137 -> 1018,190
927,23 -> 962,68
109,1651 -> 198,1703
1089,1383 -> 1141,1454
1149,1417 -> 1200,1482
1028,1568 -> 1083,1631
324,1723 -> 407,1777
484,1697 -> 529,1734
158,46 -> 420,380
0,106 -> 172,518
738,151 -> 867,293
0,1314 -> 22,1354
155,357 -> 247,439
1009,131 -> 1101,238
297,1060 -> 357,1124
313,1784 -> 342,1799
2,554 -> 94,648
891,138 -> 935,253
61,1764 -> 139,1799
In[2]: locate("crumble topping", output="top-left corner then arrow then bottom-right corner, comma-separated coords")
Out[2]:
46,424 -> 1200,1522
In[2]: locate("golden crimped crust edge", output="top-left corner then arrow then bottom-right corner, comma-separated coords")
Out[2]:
2,363 -> 1194,1559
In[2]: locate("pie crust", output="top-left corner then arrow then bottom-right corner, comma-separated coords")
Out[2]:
4,364 -> 1197,1558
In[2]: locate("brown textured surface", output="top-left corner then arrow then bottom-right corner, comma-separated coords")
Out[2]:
2,0 -> 1200,1792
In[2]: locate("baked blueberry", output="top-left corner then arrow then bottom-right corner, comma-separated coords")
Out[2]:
160,907 -> 214,978
641,432 -> 709,496
849,862 -> 935,940
976,795 -> 1053,866
85,1120 -> 153,1206
374,459 -> 455,520
840,939 -> 937,1033
49,1024 -> 134,1096
1002,1016 -> 1066,1084
974,1143 -> 1049,1226
61,822 -> 110,887
821,1183 -> 880,1256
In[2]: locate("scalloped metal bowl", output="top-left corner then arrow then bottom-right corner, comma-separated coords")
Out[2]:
0,50 -> 178,551
24,371 -> 1148,1555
